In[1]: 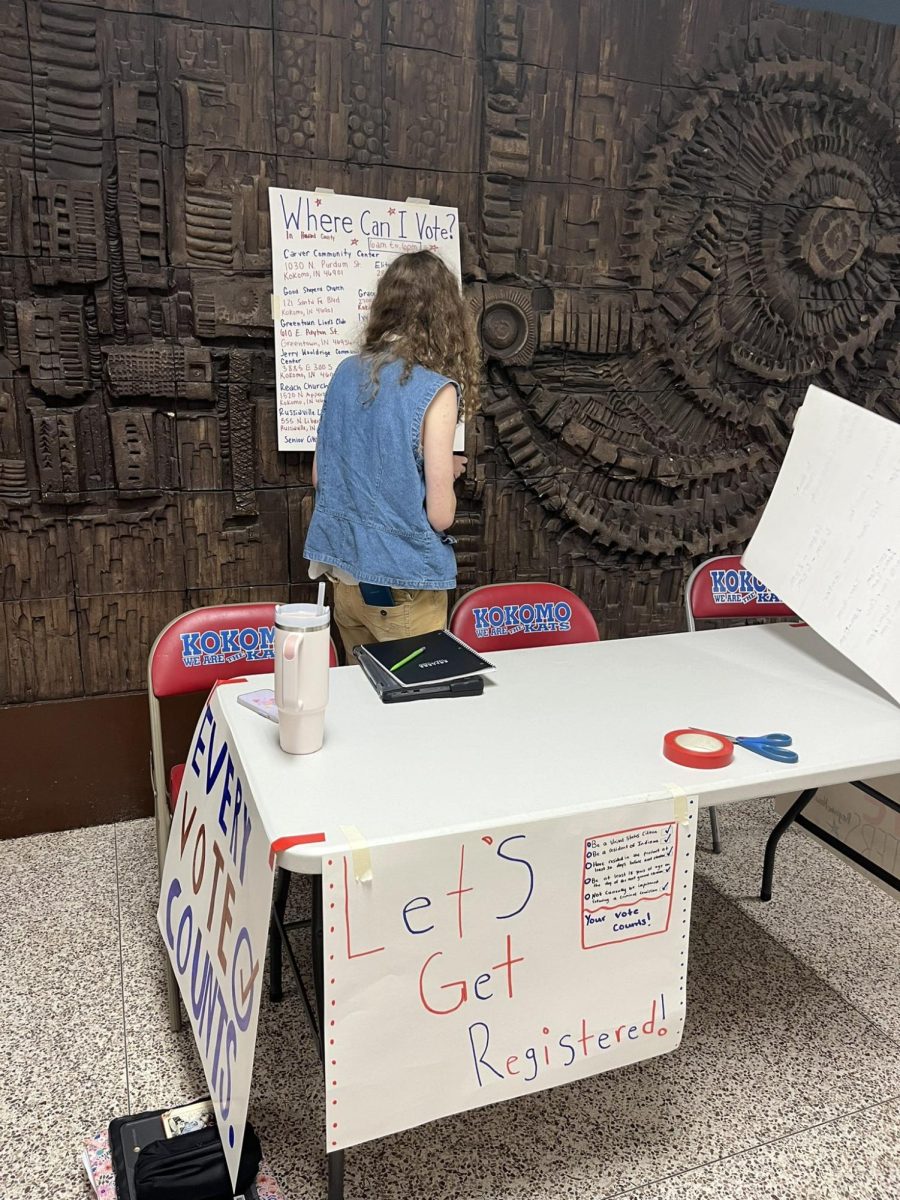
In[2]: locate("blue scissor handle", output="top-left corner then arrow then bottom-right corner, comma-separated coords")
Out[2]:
733,735 -> 798,764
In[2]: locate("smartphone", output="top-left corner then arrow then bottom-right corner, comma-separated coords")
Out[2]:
237,688 -> 279,722
358,582 -> 396,607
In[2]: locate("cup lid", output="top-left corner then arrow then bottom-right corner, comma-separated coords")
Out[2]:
275,602 -> 330,631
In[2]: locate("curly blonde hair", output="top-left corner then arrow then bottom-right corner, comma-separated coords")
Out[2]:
361,250 -> 482,418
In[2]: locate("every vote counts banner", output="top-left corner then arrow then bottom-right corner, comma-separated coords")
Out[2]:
157,685 -> 275,1186
268,187 -> 461,451
324,792 -> 698,1150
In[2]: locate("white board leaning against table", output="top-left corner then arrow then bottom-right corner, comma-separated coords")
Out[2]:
743,385 -> 900,897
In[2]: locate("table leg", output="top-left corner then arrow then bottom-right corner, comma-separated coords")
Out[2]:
708,806 -> 722,854
328,1150 -> 346,1200
760,788 -> 818,901
269,867 -> 291,1003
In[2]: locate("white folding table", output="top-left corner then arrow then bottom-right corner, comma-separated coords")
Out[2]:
212,622 -> 900,1198
221,622 -> 900,868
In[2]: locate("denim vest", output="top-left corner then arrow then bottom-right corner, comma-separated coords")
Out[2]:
304,355 -> 458,590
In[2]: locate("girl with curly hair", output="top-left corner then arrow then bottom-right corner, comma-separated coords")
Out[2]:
304,249 -> 481,659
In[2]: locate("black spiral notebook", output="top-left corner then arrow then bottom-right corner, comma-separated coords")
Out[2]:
354,630 -> 494,702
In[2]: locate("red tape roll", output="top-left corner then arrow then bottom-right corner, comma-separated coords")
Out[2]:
663,728 -> 733,769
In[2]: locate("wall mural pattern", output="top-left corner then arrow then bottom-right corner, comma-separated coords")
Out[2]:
0,0 -> 897,703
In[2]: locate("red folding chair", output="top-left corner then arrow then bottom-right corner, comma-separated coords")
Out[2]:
449,582 -> 600,651
148,602 -> 337,1030
684,555 -> 796,853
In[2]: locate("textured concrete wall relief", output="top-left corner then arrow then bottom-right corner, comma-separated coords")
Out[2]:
476,3 -> 899,635
0,0 -> 898,703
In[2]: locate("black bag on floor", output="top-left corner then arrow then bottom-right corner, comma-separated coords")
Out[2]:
109,1106 -> 262,1200
134,1123 -> 262,1199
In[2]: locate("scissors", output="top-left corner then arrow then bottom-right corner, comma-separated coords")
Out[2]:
690,728 -> 798,764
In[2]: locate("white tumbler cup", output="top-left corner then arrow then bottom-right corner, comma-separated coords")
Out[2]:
273,602 -> 331,754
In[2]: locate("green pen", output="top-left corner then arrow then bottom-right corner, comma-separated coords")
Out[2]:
390,645 -> 427,673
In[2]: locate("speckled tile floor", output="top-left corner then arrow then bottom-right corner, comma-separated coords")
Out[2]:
1,804 -> 898,1200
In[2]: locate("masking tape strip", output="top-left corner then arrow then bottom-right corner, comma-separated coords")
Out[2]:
271,294 -> 281,320
667,784 -> 692,825
340,824 -> 373,883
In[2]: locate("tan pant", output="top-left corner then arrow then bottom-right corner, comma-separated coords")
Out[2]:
332,580 -> 448,662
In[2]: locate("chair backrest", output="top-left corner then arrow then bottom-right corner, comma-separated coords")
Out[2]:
684,555 -> 796,631
449,582 -> 600,652
148,603 -> 338,827
150,603 -> 278,700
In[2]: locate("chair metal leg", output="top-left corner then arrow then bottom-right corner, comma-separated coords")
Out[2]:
153,762 -> 182,1032
708,806 -> 722,854
269,867 -> 292,1003
760,788 -> 818,901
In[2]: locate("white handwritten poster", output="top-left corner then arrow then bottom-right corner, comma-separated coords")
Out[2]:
322,793 -> 697,1151
157,685 -> 275,1187
743,386 -> 900,704
268,188 -> 461,451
